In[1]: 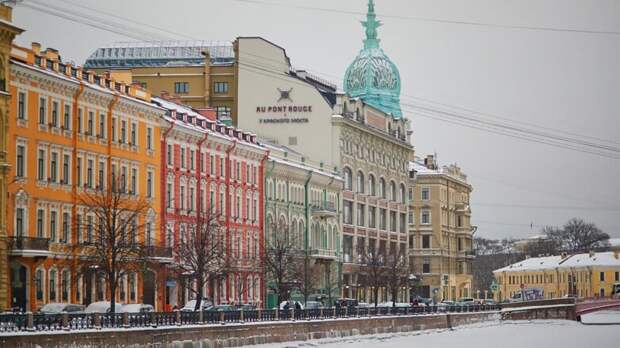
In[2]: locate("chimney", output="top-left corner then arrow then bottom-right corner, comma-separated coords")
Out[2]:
42,47 -> 60,61
424,155 -> 437,170
31,42 -> 41,55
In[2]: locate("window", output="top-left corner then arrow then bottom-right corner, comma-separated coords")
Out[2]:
120,120 -> 126,143
16,145 -> 25,177
380,178 -> 386,199
62,212 -> 69,243
390,181 -> 396,201
214,81 -> 229,94
216,106 -> 231,119
87,111 -> 93,135
111,117 -> 116,141
63,155 -> 70,184
15,208 -> 24,237
61,270 -> 69,301
78,109 -> 83,134
36,209 -> 44,238
63,104 -> 70,130
99,114 -> 105,138
421,187 -> 430,201
87,159 -> 93,188
76,157 -> 82,187
400,213 -> 406,233
422,235 -> 430,249
50,210 -> 57,242
180,185 -> 185,210
379,208 -> 387,230
18,92 -> 26,120
167,183 -> 173,209
51,101 -> 58,127
421,210 -> 431,224
50,152 -> 58,183
37,149 -> 45,181
35,269 -> 44,300
147,171 -> 153,198
131,168 -> 137,194
343,200 -> 353,225
343,167 -> 352,191
39,97 -> 46,124
180,147 -> 186,168
422,259 -> 431,273
357,171 -> 365,193
357,203 -> 365,226
600,272 -> 605,282
146,127 -> 153,150
368,206 -> 376,228
389,211 -> 397,232
210,155 -> 215,175
174,82 -> 189,94
368,174 -> 376,196
130,122 -> 136,145
408,211 -> 414,224
167,144 -> 173,165
97,161 -> 104,189
190,150 -> 195,170
400,184 -> 406,204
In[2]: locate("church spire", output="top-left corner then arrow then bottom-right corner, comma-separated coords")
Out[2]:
362,0 -> 382,49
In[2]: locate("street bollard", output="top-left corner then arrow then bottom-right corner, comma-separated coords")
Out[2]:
275,308 -> 279,321
176,310 -> 181,326
240,309 -> 244,323
332,307 -> 336,318
220,310 -> 225,325
320,307 -> 324,320
199,309 -> 204,324
290,308 -> 295,321
62,312 -> 70,331
93,313 -> 101,330
26,312 -> 34,331
258,308 -> 262,322
344,306 -> 348,318
122,312 -> 129,328
150,311 -> 157,328
356,307 -> 360,318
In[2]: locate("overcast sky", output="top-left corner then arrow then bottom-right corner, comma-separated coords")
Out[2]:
11,0 -> 620,240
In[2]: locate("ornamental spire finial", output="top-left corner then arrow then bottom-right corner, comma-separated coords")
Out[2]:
362,0 -> 382,49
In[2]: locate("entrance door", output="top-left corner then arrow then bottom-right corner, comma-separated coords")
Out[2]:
143,271 -> 155,305
10,264 -> 27,311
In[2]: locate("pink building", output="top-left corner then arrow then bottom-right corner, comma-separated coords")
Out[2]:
153,97 -> 268,308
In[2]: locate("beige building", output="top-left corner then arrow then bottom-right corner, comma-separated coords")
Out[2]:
408,155 -> 475,302
494,251 -> 620,301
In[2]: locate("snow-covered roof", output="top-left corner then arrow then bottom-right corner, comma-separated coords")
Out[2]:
494,251 -> 620,273
608,238 -> 620,247
409,157 -> 469,184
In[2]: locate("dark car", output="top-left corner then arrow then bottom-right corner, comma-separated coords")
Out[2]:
39,303 -> 84,314
206,305 -> 236,312
336,298 -> 358,309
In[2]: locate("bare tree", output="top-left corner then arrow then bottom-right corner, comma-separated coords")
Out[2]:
359,243 -> 388,308
263,221 -> 304,306
522,237 -> 559,257
77,184 -> 152,316
385,252 -> 408,307
545,218 -> 610,252
174,209 -> 229,311
295,251 -> 320,306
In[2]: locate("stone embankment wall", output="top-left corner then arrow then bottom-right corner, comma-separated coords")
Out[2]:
2,312 -> 499,348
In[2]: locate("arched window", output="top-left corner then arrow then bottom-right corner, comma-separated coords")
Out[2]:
399,183 -> 406,204
368,174 -> 376,196
379,178 -> 386,199
357,171 -> 365,193
390,181 -> 396,201
343,167 -> 352,191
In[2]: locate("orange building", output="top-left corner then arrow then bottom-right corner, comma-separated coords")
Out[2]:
5,42 -> 171,312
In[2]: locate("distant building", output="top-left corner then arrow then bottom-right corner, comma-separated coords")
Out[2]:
408,155 -> 475,302
493,251 -> 620,301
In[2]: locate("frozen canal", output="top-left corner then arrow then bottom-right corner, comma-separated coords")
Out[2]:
258,309 -> 620,348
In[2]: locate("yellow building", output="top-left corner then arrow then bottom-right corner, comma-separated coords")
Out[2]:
84,42 -> 236,124
494,251 -> 620,301
6,41 -> 169,312
408,155 -> 475,302
0,3 -> 23,310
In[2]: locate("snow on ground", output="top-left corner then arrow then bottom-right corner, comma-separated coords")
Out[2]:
257,311 -> 620,348
581,308 -> 620,325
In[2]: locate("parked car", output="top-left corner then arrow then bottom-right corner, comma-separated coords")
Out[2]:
304,301 -> 324,310
236,303 -> 257,311
436,300 -> 455,312
457,297 -> 476,306
84,301 -> 123,313
205,304 -> 236,312
377,301 -> 410,308
279,301 -> 304,310
38,303 -> 84,314
481,299 -> 496,306
121,304 -> 154,313
180,300 -> 213,312
356,302 -> 371,309
335,298 -> 358,309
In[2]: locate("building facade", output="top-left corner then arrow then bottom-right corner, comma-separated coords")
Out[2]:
85,42 -> 236,124
154,97 -> 267,308
408,156 -> 475,302
0,3 -> 23,311
263,142 -> 342,308
494,251 -> 620,301
6,42 -> 169,311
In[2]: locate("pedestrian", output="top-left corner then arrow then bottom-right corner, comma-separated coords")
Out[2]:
295,301 -> 302,311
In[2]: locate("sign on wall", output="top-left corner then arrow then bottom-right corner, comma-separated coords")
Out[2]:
256,88 -> 312,124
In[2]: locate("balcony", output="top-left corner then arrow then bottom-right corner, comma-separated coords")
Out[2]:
8,236 -> 50,257
310,248 -> 338,260
145,245 -> 174,262
311,201 -> 338,218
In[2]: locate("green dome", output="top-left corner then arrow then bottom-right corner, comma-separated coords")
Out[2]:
344,0 -> 402,119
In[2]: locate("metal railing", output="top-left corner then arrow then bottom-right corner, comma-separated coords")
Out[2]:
145,245 -> 173,258
8,236 -> 50,251
0,305 -> 501,333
